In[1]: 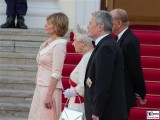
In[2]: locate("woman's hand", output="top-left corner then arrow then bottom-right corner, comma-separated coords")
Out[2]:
63,87 -> 77,98
45,95 -> 53,109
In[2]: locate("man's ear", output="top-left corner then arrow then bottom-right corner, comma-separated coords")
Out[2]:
98,24 -> 104,32
117,20 -> 122,28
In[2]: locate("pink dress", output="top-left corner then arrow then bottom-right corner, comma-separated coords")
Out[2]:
28,39 -> 67,120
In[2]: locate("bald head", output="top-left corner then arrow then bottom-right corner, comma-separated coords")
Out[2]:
110,8 -> 129,35
110,8 -> 129,27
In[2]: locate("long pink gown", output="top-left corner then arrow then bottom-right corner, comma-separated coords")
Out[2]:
28,38 -> 67,120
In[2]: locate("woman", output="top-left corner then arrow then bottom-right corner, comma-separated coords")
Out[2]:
63,25 -> 94,114
28,12 -> 69,120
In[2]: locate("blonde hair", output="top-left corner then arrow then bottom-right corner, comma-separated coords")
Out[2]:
73,24 -> 93,44
47,12 -> 69,37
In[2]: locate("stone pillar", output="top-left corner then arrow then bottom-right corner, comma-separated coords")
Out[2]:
76,0 -> 101,27
23,0 -> 62,28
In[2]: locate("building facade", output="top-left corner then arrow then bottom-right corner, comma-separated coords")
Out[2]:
0,0 -> 101,29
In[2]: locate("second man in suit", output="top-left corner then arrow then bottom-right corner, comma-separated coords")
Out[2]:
110,8 -> 146,116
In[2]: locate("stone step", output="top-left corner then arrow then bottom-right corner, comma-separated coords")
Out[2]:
0,28 -> 70,53
0,63 -> 37,71
0,76 -> 35,84
0,83 -> 35,90
0,89 -> 33,98
0,64 -> 37,77
0,76 -> 34,105
0,102 -> 30,118
0,116 -> 27,120
0,102 -> 30,111
0,28 -> 70,42
0,88 -> 33,104
0,40 -> 42,53
0,28 -> 48,41
0,52 -> 37,65
0,96 -> 32,104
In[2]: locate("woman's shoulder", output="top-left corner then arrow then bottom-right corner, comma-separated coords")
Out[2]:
81,50 -> 93,61
56,38 -> 68,45
49,38 -> 68,48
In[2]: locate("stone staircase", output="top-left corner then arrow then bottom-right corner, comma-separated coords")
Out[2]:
0,28 -> 70,120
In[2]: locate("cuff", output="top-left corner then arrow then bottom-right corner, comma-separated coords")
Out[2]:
51,73 -> 61,80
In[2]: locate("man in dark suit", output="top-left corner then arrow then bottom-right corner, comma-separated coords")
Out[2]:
110,8 -> 146,115
84,10 -> 127,120
1,0 -> 28,29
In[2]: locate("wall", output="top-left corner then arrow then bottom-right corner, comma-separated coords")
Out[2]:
107,0 -> 160,25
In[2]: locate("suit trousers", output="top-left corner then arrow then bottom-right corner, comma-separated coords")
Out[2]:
5,0 -> 28,15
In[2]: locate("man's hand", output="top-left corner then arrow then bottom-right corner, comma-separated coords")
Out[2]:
92,115 -> 99,120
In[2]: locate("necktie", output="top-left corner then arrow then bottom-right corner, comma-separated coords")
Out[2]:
92,41 -> 96,47
115,36 -> 118,42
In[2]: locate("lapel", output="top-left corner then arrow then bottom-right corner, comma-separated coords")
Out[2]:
85,35 -> 112,80
118,28 -> 130,45
39,39 -> 67,56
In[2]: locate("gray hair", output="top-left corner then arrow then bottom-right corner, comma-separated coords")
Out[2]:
73,24 -> 93,44
92,10 -> 113,33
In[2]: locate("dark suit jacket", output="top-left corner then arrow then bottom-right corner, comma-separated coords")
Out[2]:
84,35 -> 127,120
118,28 -> 146,113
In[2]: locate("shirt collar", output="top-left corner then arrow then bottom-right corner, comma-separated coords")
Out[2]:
95,34 -> 109,46
118,28 -> 128,40
39,39 -> 67,56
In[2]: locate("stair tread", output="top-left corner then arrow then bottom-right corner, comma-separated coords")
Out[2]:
0,52 -> 37,58
0,102 -> 30,111
0,88 -> 34,97
0,63 -> 37,67
0,116 -> 27,120
141,57 -> 160,69
0,63 -> 37,71
0,76 -> 34,84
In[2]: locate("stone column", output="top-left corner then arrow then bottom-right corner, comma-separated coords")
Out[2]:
75,0 -> 101,27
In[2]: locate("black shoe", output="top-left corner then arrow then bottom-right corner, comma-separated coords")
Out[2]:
1,15 -> 15,28
16,15 -> 28,29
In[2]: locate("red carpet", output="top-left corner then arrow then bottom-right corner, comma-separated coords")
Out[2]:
141,57 -> 160,69
133,30 -> 160,45
62,29 -> 160,120
143,69 -> 160,81
130,29 -> 160,119
62,65 -> 75,77
129,108 -> 160,120
141,45 -> 160,57
66,42 -> 75,53
64,53 -> 82,65
136,95 -> 160,108
145,81 -> 160,94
